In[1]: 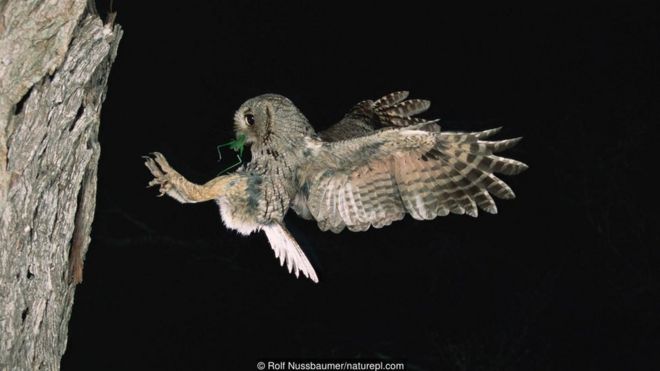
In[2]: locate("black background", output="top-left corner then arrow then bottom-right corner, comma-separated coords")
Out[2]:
62,2 -> 658,370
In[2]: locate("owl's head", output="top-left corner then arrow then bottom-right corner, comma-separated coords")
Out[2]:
233,94 -> 314,147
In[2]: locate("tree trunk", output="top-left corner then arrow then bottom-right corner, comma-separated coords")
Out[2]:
0,1 -> 121,369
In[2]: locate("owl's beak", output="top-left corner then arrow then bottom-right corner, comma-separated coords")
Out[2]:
233,121 -> 247,140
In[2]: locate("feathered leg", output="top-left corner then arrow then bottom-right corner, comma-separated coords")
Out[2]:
144,152 -> 231,203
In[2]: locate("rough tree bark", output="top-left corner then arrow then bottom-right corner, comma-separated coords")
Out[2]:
0,1 -> 121,369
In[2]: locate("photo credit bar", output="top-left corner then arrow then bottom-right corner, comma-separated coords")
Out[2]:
256,360 -> 406,370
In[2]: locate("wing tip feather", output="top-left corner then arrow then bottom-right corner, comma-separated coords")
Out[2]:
263,224 -> 319,283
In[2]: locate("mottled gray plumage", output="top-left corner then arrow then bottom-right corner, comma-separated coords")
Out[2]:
144,91 -> 527,283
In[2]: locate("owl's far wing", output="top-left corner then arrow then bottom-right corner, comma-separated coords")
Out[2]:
318,91 -> 439,142
297,127 -> 528,233
262,222 -> 319,283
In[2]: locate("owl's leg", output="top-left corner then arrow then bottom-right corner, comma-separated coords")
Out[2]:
144,152 -> 225,203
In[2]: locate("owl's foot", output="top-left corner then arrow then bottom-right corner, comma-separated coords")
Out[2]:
144,152 -> 177,197
144,152 -> 227,203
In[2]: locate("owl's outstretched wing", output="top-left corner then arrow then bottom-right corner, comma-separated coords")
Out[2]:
318,91 -> 438,142
262,223 -> 319,283
295,126 -> 528,233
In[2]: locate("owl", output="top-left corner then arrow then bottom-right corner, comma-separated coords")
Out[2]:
144,91 -> 527,283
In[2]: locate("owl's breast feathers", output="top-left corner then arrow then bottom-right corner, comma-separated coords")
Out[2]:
217,158 -> 301,235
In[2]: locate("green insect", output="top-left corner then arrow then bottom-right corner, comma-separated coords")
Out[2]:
216,134 -> 247,175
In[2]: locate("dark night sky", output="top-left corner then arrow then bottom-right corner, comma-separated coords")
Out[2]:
62,2 -> 658,370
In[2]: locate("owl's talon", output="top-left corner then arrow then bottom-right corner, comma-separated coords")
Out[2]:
144,152 -> 179,198
151,152 -> 172,172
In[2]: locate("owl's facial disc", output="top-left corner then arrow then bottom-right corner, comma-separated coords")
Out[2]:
234,98 -> 275,145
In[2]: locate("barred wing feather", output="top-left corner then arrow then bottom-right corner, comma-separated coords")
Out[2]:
298,127 -> 527,233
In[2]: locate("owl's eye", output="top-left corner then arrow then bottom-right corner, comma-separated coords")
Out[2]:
244,114 -> 256,126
